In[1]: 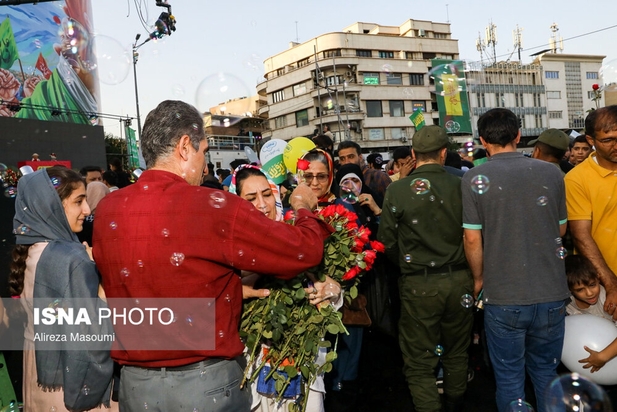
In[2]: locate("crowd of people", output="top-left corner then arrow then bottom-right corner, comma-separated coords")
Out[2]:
4,101 -> 617,412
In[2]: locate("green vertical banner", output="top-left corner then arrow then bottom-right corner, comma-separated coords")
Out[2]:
431,59 -> 472,134
125,126 -> 140,169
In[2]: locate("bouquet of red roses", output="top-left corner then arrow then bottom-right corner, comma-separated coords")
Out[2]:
240,204 -> 384,412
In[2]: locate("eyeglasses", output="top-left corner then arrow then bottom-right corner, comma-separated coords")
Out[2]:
302,173 -> 329,183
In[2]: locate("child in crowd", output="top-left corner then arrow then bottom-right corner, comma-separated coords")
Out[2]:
566,255 -> 617,372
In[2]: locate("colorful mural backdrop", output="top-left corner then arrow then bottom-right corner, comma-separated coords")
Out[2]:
0,0 -> 99,124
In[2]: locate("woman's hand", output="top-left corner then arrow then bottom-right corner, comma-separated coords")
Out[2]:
359,194 -> 381,216
305,275 -> 342,307
82,242 -> 93,261
242,272 -> 270,300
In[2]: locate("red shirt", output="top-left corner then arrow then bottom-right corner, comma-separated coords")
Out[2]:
93,170 -> 331,367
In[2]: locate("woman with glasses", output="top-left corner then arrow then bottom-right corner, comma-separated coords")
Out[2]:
299,149 -> 336,208
230,164 -> 342,412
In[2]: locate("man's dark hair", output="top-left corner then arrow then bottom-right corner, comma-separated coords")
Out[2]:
79,165 -> 102,176
477,108 -> 519,146
217,169 -> 231,180
141,100 -> 205,168
415,150 -> 442,163
392,146 -> 412,162
102,170 -> 119,187
573,135 -> 591,147
337,140 -> 361,156
445,151 -> 462,169
565,255 -> 599,290
585,106 -> 617,139
110,157 -> 125,171
535,141 -> 566,162
230,159 -> 249,170
313,134 -> 334,153
206,163 -> 215,176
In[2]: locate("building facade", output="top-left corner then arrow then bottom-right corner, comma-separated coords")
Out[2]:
256,19 -> 459,152
533,53 -> 605,130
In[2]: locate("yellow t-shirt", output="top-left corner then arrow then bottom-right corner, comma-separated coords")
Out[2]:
565,152 -> 617,273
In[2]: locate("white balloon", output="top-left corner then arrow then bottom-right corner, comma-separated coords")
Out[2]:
259,139 -> 287,165
562,314 -> 617,385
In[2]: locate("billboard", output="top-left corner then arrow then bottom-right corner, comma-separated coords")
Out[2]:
0,0 -> 99,124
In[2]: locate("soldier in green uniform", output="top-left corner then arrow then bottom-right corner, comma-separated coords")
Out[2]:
378,125 -> 473,412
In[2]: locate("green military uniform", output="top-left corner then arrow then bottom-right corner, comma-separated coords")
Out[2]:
378,126 -> 473,412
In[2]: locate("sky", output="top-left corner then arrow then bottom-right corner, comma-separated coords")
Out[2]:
90,0 -> 617,138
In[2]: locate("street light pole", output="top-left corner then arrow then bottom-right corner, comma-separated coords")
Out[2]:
132,33 -> 143,138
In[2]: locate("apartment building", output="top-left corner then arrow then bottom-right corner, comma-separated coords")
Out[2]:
256,19 -> 460,152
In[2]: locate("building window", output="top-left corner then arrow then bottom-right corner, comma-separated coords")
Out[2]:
293,83 -> 306,96
386,73 -> 402,85
520,116 -> 526,129
363,73 -> 380,85
411,101 -> 426,112
406,52 -> 422,59
495,92 -> 505,107
549,111 -> 563,119
409,73 -> 424,86
546,91 -> 561,99
368,128 -> 385,140
533,93 -> 542,106
476,93 -> 486,107
326,75 -> 344,86
366,100 -> 383,117
272,90 -> 285,103
274,116 -> 287,129
378,51 -> 394,59
545,71 -> 559,79
535,114 -> 542,128
587,91 -> 596,99
295,110 -> 309,127
323,49 -> 341,58
586,72 -> 599,79
298,58 -> 310,68
515,92 -> 524,107
391,128 -> 406,139
434,33 -> 448,39
389,100 -> 405,117
356,49 -> 372,57
276,68 -> 285,76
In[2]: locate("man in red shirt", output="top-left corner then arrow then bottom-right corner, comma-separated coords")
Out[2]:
93,100 -> 331,411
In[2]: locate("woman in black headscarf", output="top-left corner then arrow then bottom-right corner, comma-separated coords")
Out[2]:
335,163 -> 382,237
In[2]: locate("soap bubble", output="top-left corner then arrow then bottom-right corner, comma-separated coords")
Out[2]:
410,178 -> 431,195
507,399 -> 535,412
4,186 -> 17,198
434,345 -> 444,356
428,63 -> 464,96
470,175 -> 490,194
556,247 -> 567,260
170,252 -> 185,266
340,186 -> 359,204
209,191 -> 227,209
545,373 -> 611,412
90,35 -> 131,85
195,72 -> 252,115
600,58 -> 617,93
537,196 -> 548,206
460,294 -> 474,308
404,254 -> 412,263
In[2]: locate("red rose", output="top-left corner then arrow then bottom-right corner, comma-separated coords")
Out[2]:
284,210 -> 295,222
342,266 -> 361,281
369,240 -> 385,253
357,228 -> 370,244
296,158 -> 310,171
363,249 -> 377,266
592,84 -> 600,91
346,220 -> 358,230
318,205 -> 336,218
351,238 -> 363,252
